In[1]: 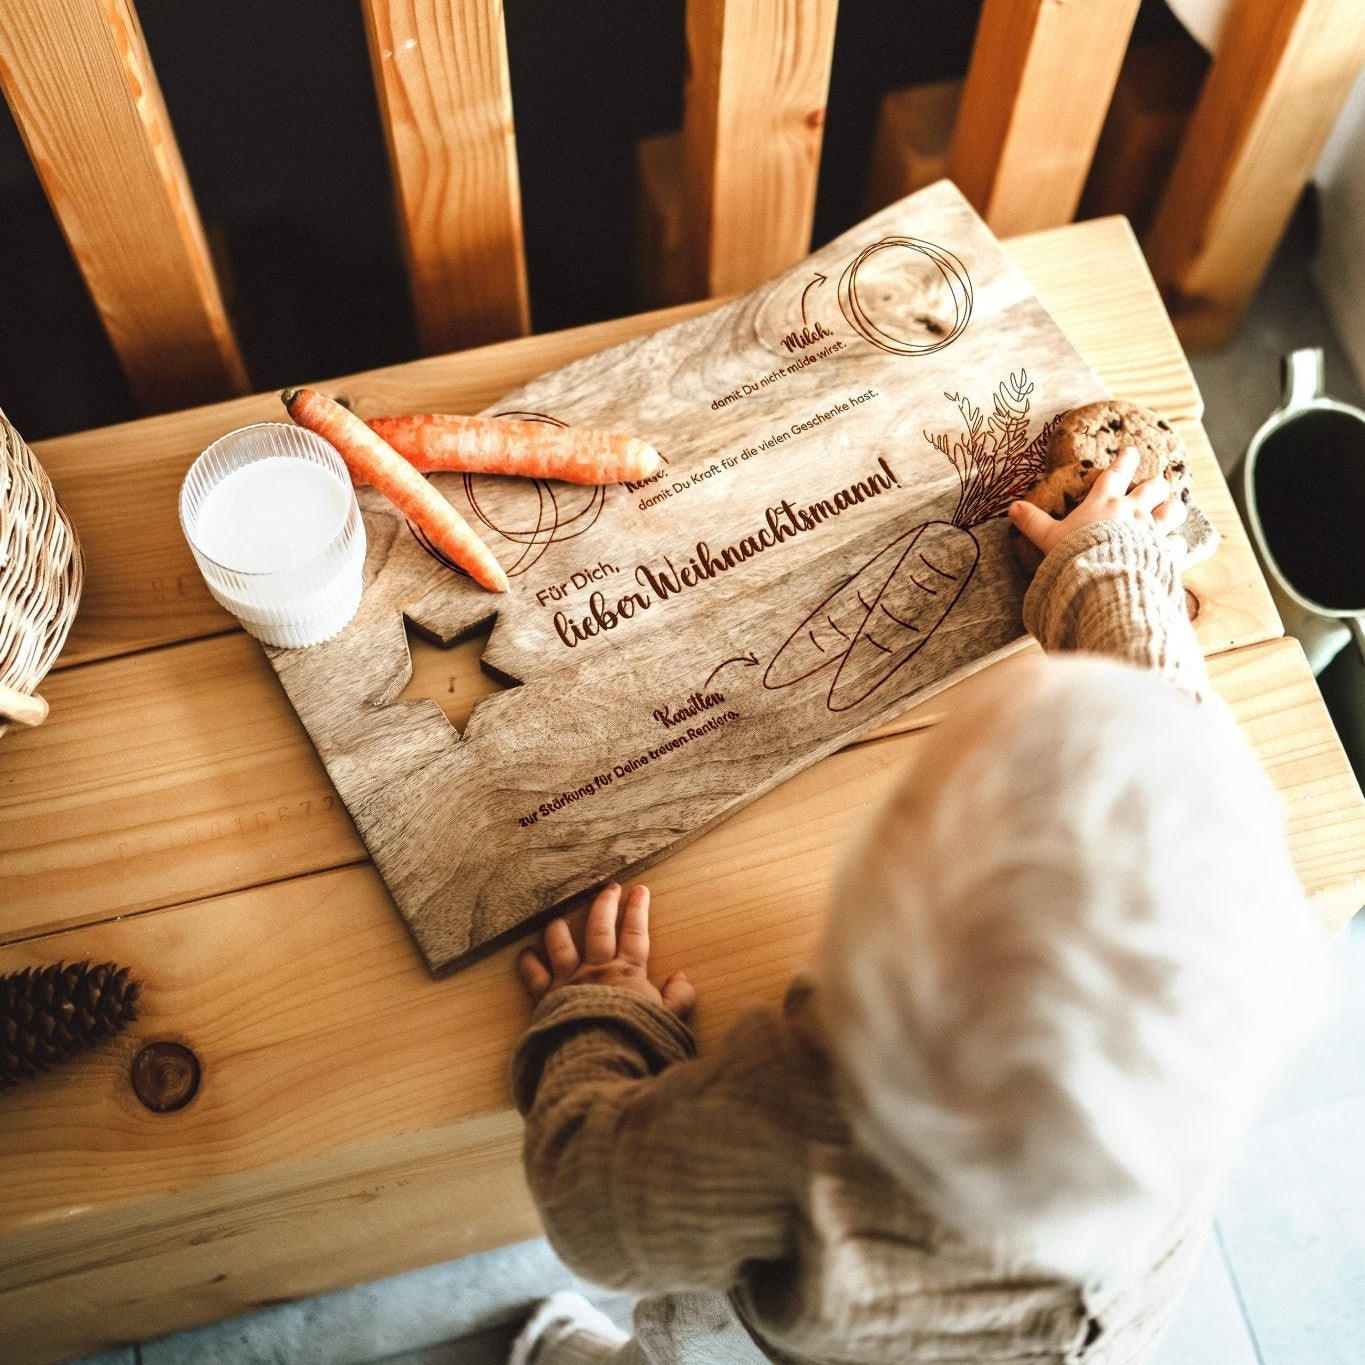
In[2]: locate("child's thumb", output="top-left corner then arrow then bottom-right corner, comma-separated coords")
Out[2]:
662,970 -> 697,1022
1008,498 -> 1055,551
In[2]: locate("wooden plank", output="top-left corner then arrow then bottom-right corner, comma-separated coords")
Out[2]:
0,745 -> 904,1364
948,0 -> 1142,237
361,0 -> 530,353
263,183 -> 1116,974
1208,638 -> 1365,932
0,215 -> 1262,956
0,0 -> 248,411
681,0 -> 840,298
1078,37 -> 1207,234
1007,216 -> 1201,423
0,432 -> 1276,947
0,1111 -> 538,1365
38,300 -> 721,669
0,634 -> 364,945
1144,0 -> 1365,351
0,635 -> 1359,1362
864,79 -> 962,213
34,217 -> 1209,672
636,131 -> 694,310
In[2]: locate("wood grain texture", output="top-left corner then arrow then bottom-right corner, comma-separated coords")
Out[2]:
260,189 -> 1280,975
1009,216 -> 1201,424
2,1107 -> 539,1365
636,131 -> 695,310
1209,637 -> 1365,931
0,634 -> 364,944
0,446 -> 1274,950
948,0 -> 1142,237
0,0 -> 248,410
36,299 -> 721,668
0,209 -> 1275,952
865,79 -> 963,213
681,0 -> 840,298
361,0 -> 530,352
1144,0 -> 1365,350
271,183 -> 1119,973
0,744 -> 906,1363
1078,37 -> 1207,232
31,217 -> 1206,670
0,636 -> 1360,1364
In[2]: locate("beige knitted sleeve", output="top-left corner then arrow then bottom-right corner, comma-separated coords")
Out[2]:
511,985 -> 799,1294
1022,519 -> 1215,704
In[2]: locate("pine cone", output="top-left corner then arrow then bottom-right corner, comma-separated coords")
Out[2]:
1,961 -> 141,1088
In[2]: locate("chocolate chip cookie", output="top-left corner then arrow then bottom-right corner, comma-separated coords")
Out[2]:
1014,399 -> 1196,573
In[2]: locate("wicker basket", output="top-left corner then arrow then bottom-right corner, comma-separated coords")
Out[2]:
0,406 -> 83,736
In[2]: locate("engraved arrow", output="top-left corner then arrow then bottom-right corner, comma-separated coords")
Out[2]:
704,652 -> 760,690
800,272 -> 827,326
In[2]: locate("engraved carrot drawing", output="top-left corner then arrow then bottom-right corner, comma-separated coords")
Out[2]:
765,370 -> 1055,712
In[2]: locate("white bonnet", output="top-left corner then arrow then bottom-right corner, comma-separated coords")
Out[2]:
817,652 -> 1331,1277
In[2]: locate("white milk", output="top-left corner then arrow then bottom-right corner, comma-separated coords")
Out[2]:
193,456 -> 350,573
181,426 -> 367,648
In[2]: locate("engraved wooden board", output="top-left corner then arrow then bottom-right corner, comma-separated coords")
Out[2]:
269,182 -> 1109,974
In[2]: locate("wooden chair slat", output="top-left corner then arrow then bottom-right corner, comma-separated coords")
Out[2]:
948,0 -> 1142,237
0,0 -> 248,411
1144,0 -> 1365,350
681,0 -> 840,298
361,0 -> 530,353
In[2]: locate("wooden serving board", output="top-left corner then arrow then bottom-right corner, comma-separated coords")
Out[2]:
269,182 -> 1109,974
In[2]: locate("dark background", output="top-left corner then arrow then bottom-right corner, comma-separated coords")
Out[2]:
0,0 -> 1185,442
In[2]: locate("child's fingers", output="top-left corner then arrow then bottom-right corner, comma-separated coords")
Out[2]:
1007,499 -> 1057,550
517,946 -> 553,1000
1129,474 -> 1171,512
661,970 -> 697,1021
1093,445 -> 1141,495
1152,495 -> 1189,531
582,883 -> 622,965
617,885 -> 651,966
543,916 -> 580,977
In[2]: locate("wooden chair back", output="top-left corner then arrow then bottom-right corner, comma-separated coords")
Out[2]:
1,0 -> 1362,416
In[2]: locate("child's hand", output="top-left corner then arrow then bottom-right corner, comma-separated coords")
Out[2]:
517,882 -> 697,1020
1008,445 -> 1188,561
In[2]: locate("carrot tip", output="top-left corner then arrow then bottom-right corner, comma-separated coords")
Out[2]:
629,439 -> 664,476
280,387 -> 299,407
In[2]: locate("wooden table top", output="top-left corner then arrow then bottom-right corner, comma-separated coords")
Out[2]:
3,217 -> 1363,1365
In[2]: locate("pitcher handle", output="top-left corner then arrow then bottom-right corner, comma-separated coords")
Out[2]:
1281,347 -> 1325,413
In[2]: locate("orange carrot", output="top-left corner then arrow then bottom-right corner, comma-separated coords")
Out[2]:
280,388 -> 508,593
364,413 -> 663,486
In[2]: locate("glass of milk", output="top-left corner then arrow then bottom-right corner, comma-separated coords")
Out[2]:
179,423 -> 366,647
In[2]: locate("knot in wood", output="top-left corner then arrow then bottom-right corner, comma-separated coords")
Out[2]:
131,1041 -> 200,1112
1184,588 -> 1200,621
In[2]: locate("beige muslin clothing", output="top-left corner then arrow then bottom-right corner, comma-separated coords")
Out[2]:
512,521 -> 1212,1364
1022,518 -> 1213,705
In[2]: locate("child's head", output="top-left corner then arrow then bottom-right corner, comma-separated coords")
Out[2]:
817,653 -> 1330,1278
